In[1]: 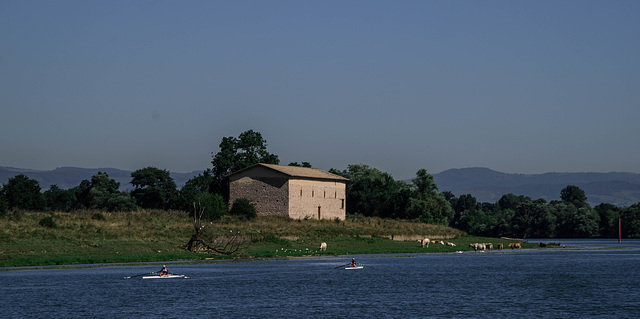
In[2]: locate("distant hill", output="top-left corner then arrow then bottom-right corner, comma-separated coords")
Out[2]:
433,167 -> 640,207
0,166 -> 201,192
4,166 -> 640,207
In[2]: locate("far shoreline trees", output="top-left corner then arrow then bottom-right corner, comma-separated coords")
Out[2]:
2,129 -> 640,238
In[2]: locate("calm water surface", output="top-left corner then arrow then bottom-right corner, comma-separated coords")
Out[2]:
2,239 -> 640,318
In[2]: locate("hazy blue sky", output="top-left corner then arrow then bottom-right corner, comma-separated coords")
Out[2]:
1,1 -> 639,180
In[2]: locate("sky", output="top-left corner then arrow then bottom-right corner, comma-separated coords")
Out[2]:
1,1 -> 639,180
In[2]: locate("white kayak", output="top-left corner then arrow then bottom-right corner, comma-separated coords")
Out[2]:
345,266 -> 364,270
142,274 -> 188,279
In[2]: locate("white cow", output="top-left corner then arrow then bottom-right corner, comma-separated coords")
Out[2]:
421,238 -> 430,248
445,242 -> 456,247
319,242 -> 327,251
508,243 -> 521,249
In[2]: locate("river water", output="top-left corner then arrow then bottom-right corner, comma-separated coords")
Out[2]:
2,239 -> 639,318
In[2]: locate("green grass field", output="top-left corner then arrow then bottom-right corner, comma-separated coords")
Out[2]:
0,210 -> 532,267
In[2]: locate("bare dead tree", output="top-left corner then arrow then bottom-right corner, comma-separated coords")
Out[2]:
185,201 -> 250,255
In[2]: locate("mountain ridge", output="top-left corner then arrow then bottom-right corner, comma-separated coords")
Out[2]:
0,166 -> 201,191
433,167 -> 640,207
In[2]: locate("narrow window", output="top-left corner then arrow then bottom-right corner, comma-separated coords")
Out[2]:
324,191 -> 326,198
300,189 -> 303,197
341,199 -> 345,209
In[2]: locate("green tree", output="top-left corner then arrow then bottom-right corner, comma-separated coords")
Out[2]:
511,197 -> 535,238
386,180 -> 413,219
454,194 -> 478,214
413,169 -> 438,199
211,130 -> 279,194
87,172 -> 137,211
560,185 -> 588,208
288,162 -> 312,167
497,193 -> 522,211
594,203 -> 620,237
529,200 -> 556,238
1,174 -> 45,210
176,171 -> 216,212
619,203 -> 640,238
336,164 -> 398,217
72,179 -> 92,210
568,207 -> 600,237
549,200 -> 579,237
409,169 -> 454,225
194,193 -> 227,221
130,167 -> 178,210
44,184 -> 77,212
493,208 -> 517,237
186,170 -> 216,193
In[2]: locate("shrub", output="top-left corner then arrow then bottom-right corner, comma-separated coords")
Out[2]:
229,198 -> 257,221
195,193 -> 227,221
39,216 -> 57,228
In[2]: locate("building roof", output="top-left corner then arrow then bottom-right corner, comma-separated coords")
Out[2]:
229,163 -> 349,182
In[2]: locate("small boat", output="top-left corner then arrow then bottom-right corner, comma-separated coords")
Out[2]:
345,265 -> 364,270
142,274 -> 188,279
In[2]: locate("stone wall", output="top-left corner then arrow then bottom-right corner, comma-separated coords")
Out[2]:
288,179 -> 346,220
228,176 -> 289,217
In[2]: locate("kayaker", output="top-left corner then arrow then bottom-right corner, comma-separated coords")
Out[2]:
350,258 -> 356,267
160,265 -> 169,276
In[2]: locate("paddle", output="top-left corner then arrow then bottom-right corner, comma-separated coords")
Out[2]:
124,272 -> 157,279
334,264 -> 350,269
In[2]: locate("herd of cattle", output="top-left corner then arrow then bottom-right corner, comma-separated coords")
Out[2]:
421,238 -> 522,251
419,238 -> 458,248
318,239 -> 523,251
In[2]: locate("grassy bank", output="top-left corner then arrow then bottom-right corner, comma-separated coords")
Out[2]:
0,210 -> 530,267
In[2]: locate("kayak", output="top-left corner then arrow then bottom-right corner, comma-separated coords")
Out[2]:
345,266 -> 364,270
142,274 -> 188,279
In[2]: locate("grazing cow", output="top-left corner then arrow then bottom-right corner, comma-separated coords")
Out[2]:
319,242 -> 327,251
539,242 -> 547,247
484,243 -> 493,250
445,242 -> 456,247
421,238 -> 430,248
497,243 -> 504,250
508,243 -> 522,249
469,243 -> 485,251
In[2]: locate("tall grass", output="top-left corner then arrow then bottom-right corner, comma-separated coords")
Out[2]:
0,210 -> 522,267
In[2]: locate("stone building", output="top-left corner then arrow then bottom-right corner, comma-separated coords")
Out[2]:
227,163 -> 349,220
